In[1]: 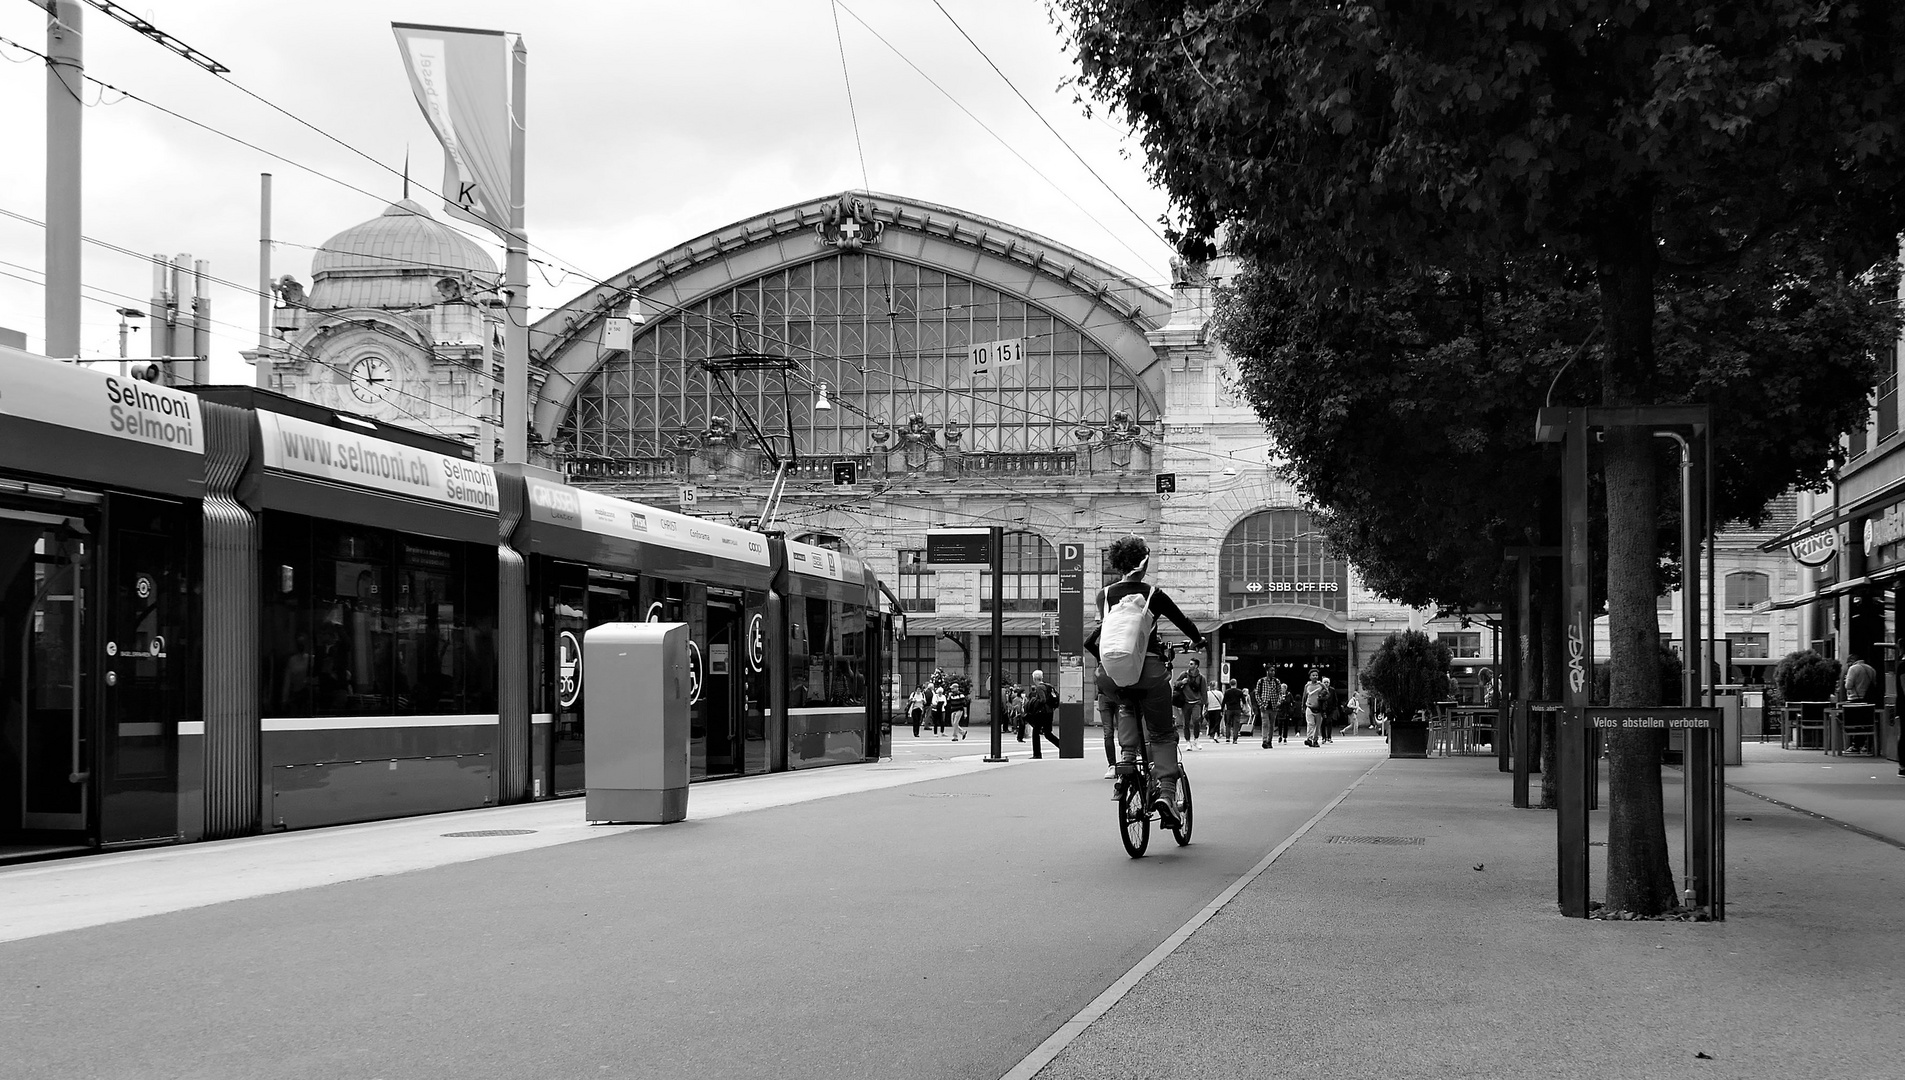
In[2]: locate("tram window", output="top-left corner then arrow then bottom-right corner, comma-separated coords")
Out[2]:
796,597 -> 867,707
261,515 -> 497,718
395,543 -> 461,714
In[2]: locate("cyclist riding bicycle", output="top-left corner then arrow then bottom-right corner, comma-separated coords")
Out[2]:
1085,534 -> 1206,827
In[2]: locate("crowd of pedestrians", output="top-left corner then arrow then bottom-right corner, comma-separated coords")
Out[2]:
902,662 -> 1383,749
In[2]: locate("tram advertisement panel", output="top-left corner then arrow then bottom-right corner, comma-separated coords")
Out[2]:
256,411 -> 497,513
0,345 -> 204,455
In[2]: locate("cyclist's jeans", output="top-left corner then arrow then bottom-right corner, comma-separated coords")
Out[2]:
1097,661 -> 1179,784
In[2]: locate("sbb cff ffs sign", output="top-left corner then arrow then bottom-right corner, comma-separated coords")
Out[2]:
926,529 -> 993,566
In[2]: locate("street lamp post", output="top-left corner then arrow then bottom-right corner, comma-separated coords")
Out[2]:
115,307 -> 144,376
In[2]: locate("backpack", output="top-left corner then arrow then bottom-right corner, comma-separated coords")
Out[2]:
1027,682 -> 1056,717
1097,584 -> 1157,688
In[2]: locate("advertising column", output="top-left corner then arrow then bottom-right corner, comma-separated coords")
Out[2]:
1058,541 -> 1085,757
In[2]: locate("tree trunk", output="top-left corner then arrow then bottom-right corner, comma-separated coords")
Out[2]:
1598,216 -> 1678,916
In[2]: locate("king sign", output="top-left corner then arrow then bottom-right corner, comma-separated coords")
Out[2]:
1788,529 -> 1838,568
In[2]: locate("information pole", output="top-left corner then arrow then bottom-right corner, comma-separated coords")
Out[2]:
986,525 -> 1006,763
1057,541 -> 1085,758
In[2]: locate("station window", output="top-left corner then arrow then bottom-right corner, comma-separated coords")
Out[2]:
899,634 -> 936,694
1437,632 -> 1482,659
980,532 -> 1058,613
897,548 -> 937,613
979,634 -> 1057,694
1725,571 -> 1770,611
1878,370 -> 1898,443
1726,633 -> 1770,659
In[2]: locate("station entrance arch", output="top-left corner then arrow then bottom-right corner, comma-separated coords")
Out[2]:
1214,509 -> 1350,693
1220,617 -> 1348,695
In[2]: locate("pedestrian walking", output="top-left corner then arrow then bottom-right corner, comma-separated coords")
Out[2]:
1302,669 -> 1329,746
1321,677 -> 1339,743
1174,658 -> 1207,751
948,679 -> 971,740
1222,679 -> 1249,743
1005,681 -> 1028,742
1024,669 -> 1061,756
1204,684 -> 1224,744
1255,671 -> 1284,748
908,686 -> 927,737
930,679 -> 949,736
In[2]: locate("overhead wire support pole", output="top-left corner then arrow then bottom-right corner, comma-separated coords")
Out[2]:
503,36 -> 530,464
43,0 -> 82,359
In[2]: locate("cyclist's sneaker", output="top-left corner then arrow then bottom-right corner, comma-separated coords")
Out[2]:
1152,795 -> 1180,827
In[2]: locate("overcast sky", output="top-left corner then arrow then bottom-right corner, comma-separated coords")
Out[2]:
0,0 -> 1174,382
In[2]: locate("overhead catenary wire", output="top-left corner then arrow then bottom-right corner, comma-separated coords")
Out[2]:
828,0 -> 1162,273
930,0 -> 1169,248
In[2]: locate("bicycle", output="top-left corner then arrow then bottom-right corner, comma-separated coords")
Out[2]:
1111,641 -> 1197,858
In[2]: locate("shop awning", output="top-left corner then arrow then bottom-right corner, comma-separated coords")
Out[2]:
1758,475 -> 1905,551
1752,574 -> 1891,613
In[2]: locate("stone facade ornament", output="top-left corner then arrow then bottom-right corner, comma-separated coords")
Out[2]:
869,416 -> 893,449
816,193 -> 885,249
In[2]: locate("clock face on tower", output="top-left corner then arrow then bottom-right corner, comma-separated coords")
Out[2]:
348,356 -> 396,404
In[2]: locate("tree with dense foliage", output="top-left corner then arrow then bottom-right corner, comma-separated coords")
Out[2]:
1057,0 -> 1905,914
1773,649 -> 1842,703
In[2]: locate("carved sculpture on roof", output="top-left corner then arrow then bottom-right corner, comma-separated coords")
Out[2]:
816,193 -> 885,249
869,416 -> 893,449
277,275 -> 306,307
703,414 -> 739,448
1168,253 -> 1209,289
899,411 -> 936,471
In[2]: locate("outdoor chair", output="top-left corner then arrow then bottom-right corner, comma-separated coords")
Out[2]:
1837,704 -> 1878,756
1789,703 -> 1828,752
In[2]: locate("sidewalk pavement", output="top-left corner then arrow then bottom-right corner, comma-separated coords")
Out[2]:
1026,741 -> 1905,1080
5,732 -> 1900,1079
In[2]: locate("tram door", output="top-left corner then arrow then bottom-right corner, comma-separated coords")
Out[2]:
702,596 -> 742,778
545,563 -> 637,798
4,508 -> 91,835
98,494 -> 193,846
544,562 -> 588,798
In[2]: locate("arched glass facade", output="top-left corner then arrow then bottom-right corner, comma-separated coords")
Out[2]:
1219,510 -> 1348,614
561,250 -> 1153,457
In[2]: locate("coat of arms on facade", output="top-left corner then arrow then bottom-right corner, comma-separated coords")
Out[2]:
816,194 -> 885,249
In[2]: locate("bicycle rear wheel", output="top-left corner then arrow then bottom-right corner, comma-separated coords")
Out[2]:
1171,771 -> 1194,846
1118,779 -> 1150,858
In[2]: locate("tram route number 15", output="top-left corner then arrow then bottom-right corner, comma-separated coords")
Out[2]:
969,338 -> 1025,380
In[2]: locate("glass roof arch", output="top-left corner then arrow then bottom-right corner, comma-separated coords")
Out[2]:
530,192 -> 1172,457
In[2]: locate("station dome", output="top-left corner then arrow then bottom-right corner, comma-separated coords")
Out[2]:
306,199 -> 499,310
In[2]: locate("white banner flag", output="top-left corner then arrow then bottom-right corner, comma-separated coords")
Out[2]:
392,23 -> 514,239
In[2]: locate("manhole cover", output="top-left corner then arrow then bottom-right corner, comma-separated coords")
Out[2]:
909,792 -> 990,798
1325,835 -> 1426,846
441,829 -> 539,838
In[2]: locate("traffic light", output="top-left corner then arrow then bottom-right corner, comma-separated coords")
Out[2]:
832,460 -> 857,486
1155,472 -> 1177,494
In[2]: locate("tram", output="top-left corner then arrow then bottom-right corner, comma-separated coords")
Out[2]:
1,345 -> 894,858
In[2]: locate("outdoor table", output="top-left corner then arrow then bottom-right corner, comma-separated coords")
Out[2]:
1453,706 -> 1496,755
1783,702 -> 1832,751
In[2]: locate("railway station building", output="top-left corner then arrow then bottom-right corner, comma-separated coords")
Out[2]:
262,191 -> 1490,712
